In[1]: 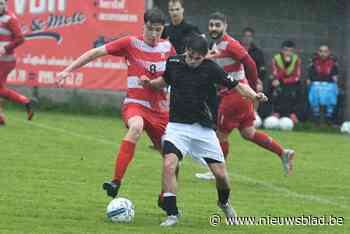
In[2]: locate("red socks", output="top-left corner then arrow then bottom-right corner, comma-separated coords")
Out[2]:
250,131 -> 283,157
220,141 -> 229,159
113,140 -> 136,182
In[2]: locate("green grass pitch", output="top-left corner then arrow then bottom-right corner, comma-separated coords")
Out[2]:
0,109 -> 349,234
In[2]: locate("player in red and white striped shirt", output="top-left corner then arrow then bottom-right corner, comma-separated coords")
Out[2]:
0,0 -> 33,125
57,8 -> 175,197
196,12 -> 295,179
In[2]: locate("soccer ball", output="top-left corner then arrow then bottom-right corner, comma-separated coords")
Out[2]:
263,116 -> 280,129
279,117 -> 294,131
254,113 -> 262,128
340,121 -> 350,134
106,198 -> 135,223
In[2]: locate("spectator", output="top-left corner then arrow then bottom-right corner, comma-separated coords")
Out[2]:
241,27 -> 265,92
271,40 -> 302,123
241,27 -> 270,117
307,45 -> 339,124
161,0 -> 201,54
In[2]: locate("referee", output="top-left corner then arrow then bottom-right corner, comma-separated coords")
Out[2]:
140,35 -> 267,227
162,0 -> 201,54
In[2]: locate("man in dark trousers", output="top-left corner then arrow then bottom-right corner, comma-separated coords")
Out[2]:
162,0 -> 201,54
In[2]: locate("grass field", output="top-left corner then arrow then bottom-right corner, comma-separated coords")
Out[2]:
0,109 -> 349,234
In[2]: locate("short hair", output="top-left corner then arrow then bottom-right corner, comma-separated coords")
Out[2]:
209,12 -> 227,24
281,40 -> 295,48
242,27 -> 255,35
169,0 -> 184,7
144,8 -> 166,25
186,35 -> 208,56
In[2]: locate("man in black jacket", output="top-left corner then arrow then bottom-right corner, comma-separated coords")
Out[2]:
162,0 -> 201,54
241,27 -> 271,117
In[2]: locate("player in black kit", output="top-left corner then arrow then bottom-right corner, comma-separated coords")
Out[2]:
140,35 -> 267,227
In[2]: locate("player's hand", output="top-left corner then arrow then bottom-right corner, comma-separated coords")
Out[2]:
55,71 -> 70,87
139,75 -> 151,86
0,47 -> 6,56
255,92 -> 268,102
206,49 -> 219,59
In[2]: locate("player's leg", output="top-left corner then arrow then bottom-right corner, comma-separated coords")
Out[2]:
160,150 -> 181,227
103,113 -> 144,198
239,124 -> 295,176
0,64 -> 6,125
0,98 -> 5,125
0,61 -> 33,120
160,123 -> 190,226
308,82 -> 321,124
192,125 -> 237,222
217,130 -> 230,159
323,83 -> 338,124
143,111 -> 182,210
207,161 -> 237,223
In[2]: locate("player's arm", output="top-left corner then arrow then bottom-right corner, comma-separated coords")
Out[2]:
228,41 -> 259,91
139,75 -> 168,90
139,57 -> 173,89
241,54 -> 259,91
57,46 -> 108,82
213,62 -> 267,103
234,83 -> 267,103
57,36 -> 130,84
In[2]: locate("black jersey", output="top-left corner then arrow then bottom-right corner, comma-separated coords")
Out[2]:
163,55 -> 239,128
162,20 -> 201,54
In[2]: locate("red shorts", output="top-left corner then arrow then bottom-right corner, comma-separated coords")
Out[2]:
122,103 -> 169,149
217,91 -> 255,134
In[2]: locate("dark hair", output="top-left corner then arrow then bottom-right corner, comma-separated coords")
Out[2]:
209,12 -> 227,24
144,8 -> 166,25
169,0 -> 184,7
281,40 -> 295,48
186,35 -> 208,56
242,27 -> 255,35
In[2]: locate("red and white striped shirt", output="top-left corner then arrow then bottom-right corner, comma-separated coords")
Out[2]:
0,10 -> 24,62
105,35 -> 175,112
211,34 -> 260,94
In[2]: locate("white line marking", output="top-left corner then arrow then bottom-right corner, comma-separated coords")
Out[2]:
12,117 -> 348,209
12,117 -> 115,146
232,173 -> 348,209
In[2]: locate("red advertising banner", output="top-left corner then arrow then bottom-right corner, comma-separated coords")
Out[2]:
7,0 -> 144,91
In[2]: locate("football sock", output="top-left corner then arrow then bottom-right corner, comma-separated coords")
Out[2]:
113,140 -> 136,183
250,131 -> 283,157
217,188 -> 230,205
163,193 -> 178,216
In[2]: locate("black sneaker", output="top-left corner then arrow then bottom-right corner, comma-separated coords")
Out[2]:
102,181 -> 120,198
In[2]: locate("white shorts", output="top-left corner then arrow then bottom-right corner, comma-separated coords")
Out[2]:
162,122 -> 225,165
